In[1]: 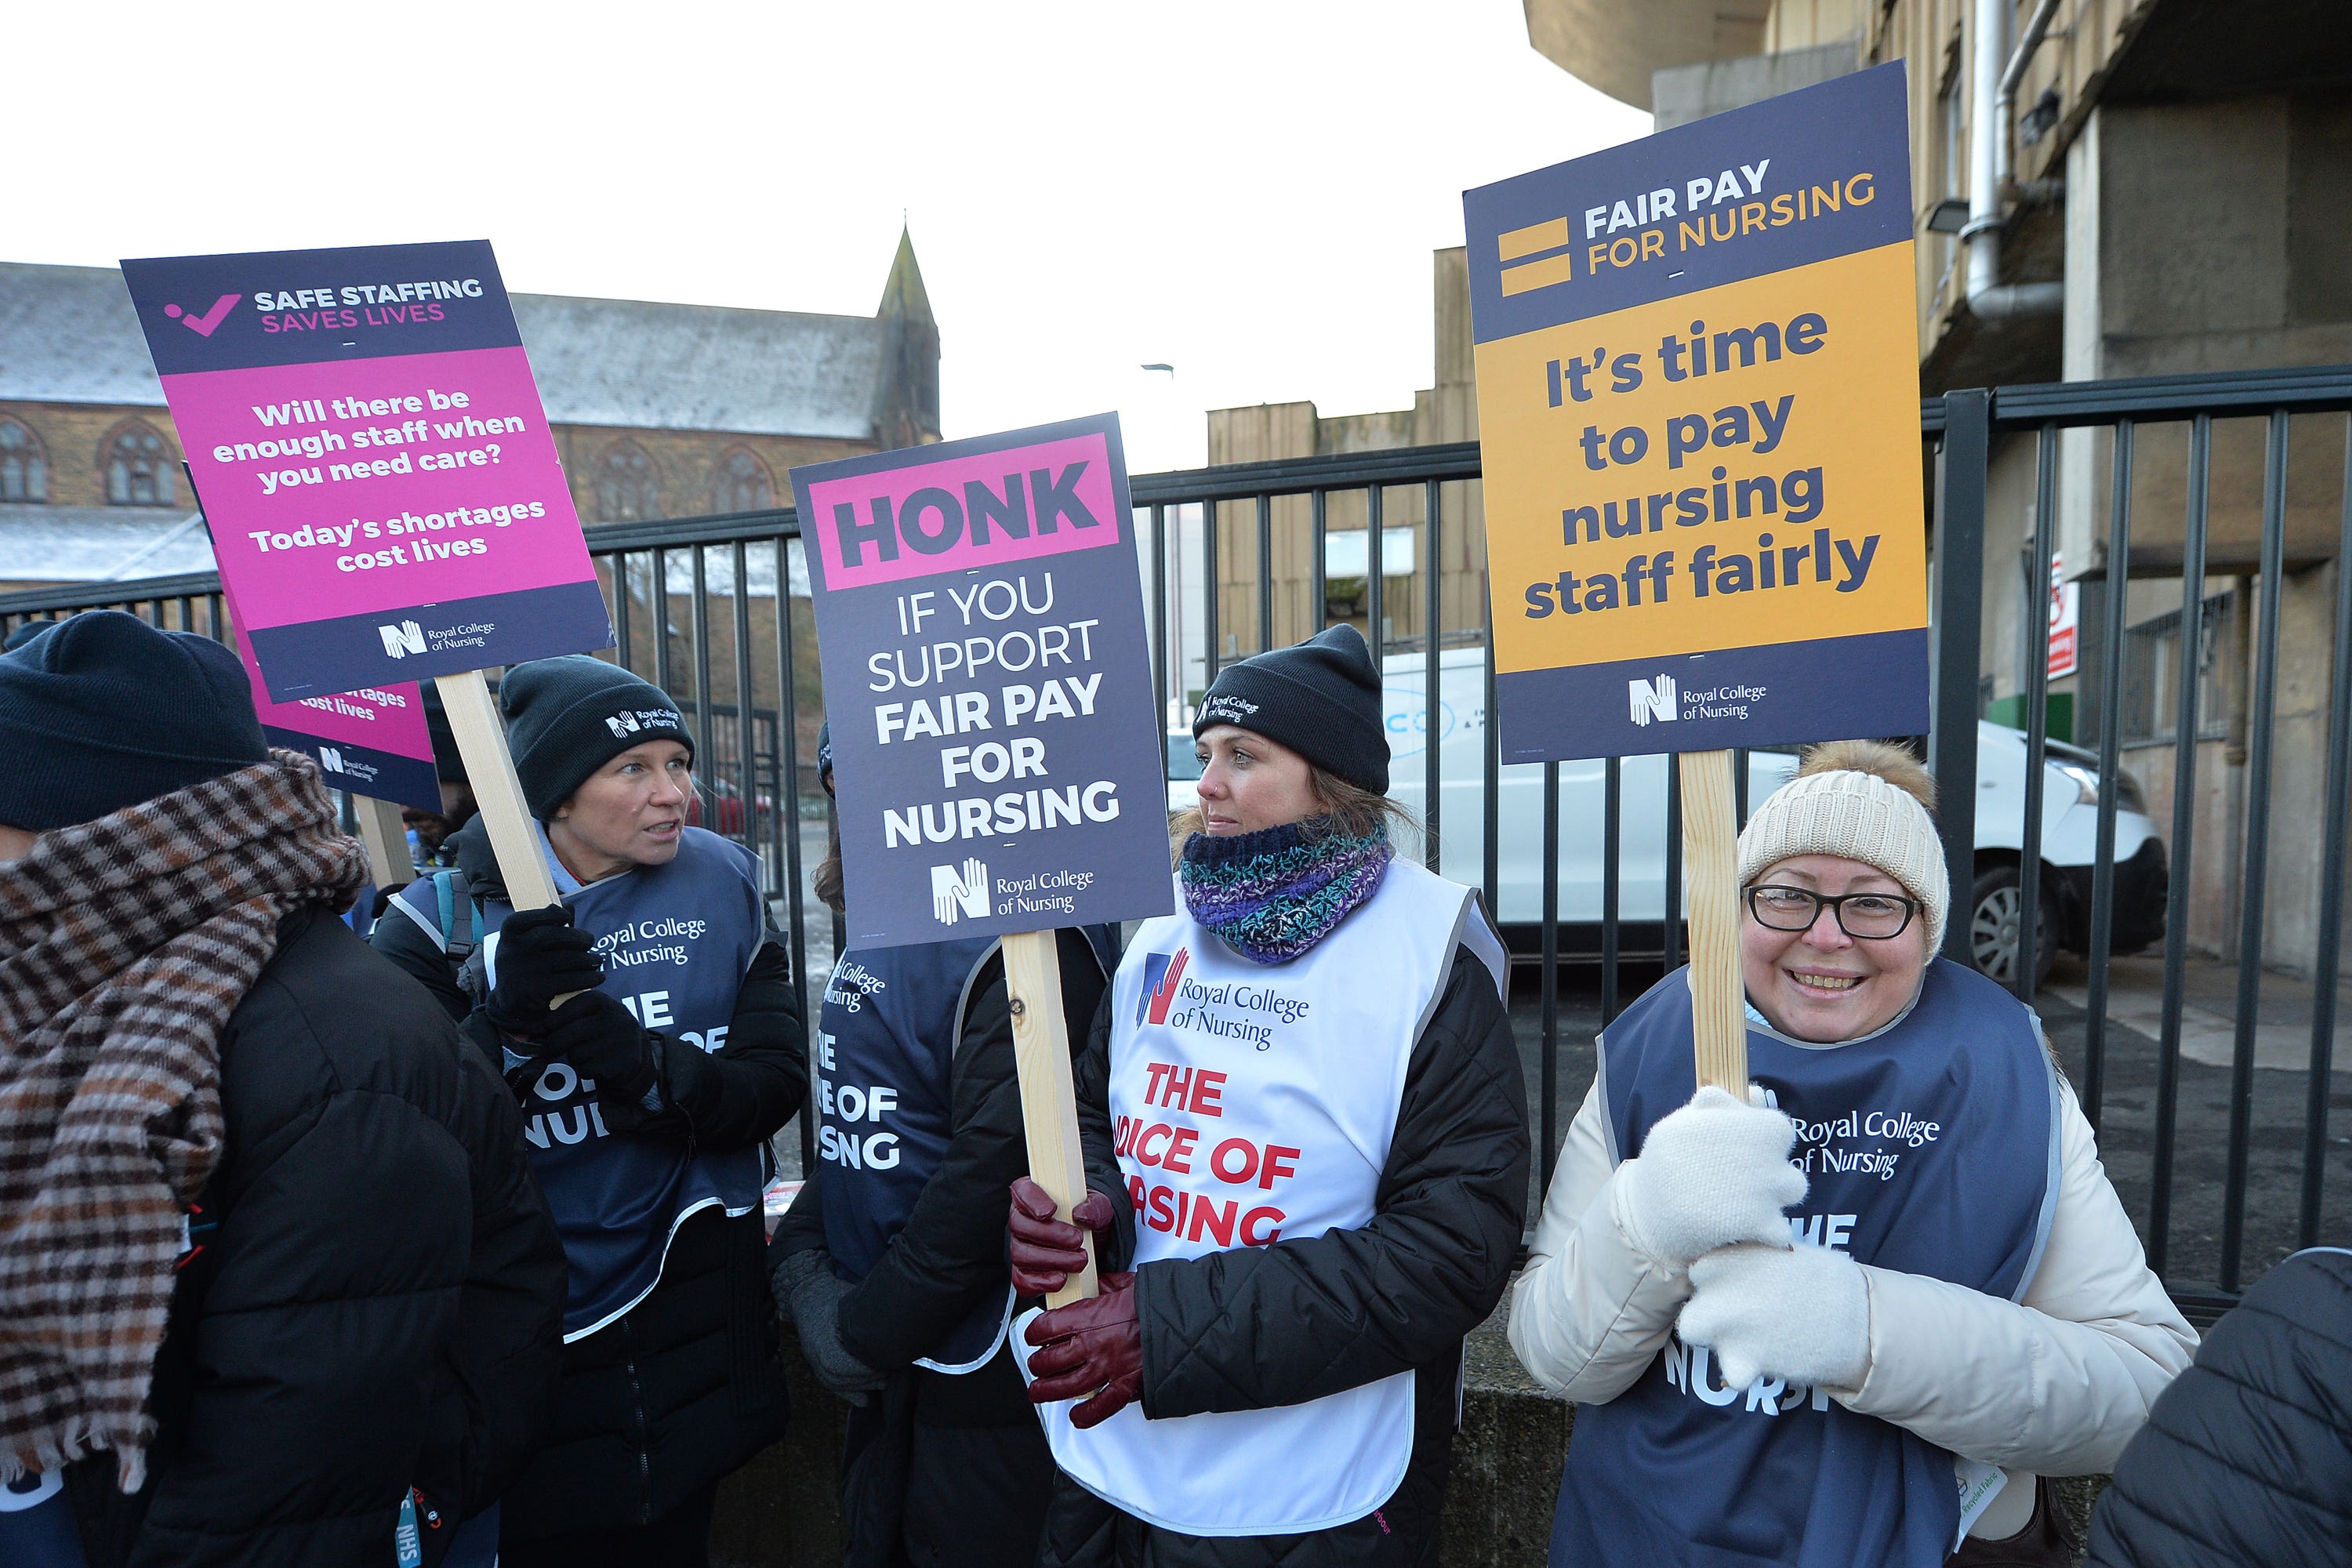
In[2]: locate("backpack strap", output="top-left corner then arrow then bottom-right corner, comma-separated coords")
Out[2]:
441,869 -> 477,964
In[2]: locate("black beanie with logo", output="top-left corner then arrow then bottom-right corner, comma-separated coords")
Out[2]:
0,609 -> 270,830
499,655 -> 694,820
1192,623 -> 1388,794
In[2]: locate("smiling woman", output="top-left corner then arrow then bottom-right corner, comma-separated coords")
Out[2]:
1513,739 -> 2198,1568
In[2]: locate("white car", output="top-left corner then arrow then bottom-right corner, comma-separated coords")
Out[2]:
1169,647 -> 2167,986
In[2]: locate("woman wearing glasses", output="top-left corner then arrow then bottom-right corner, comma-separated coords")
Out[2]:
1511,740 -> 2194,1568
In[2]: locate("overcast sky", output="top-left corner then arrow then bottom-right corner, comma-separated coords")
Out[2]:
6,2 -> 1645,474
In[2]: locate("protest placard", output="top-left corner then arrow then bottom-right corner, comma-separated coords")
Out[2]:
209,572 -> 433,887
220,588 -> 438,814
792,413 -> 1171,1300
790,414 -> 1172,947
122,239 -> 606,921
120,240 -> 612,702
1464,65 -> 1927,1087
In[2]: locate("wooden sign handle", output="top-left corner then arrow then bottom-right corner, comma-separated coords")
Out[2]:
1004,928 -> 1098,1307
351,794 -> 416,891
1679,749 -> 1748,1092
433,668 -> 585,1011
434,668 -> 561,910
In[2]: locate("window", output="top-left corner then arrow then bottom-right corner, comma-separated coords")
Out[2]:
103,421 -> 176,506
597,441 -> 661,521
2119,591 -> 2232,747
710,447 -> 775,513
0,418 -> 46,502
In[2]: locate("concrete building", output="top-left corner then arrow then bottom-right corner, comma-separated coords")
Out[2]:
0,231 -> 939,590
1203,248 -> 1489,672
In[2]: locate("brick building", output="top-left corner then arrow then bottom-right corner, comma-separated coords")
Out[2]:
0,230 -> 939,589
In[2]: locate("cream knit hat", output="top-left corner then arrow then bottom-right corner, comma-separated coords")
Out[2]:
1737,743 -> 1949,952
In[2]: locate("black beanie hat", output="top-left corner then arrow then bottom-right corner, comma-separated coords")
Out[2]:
0,609 -> 269,830
3,619 -> 59,652
816,719 -> 834,796
499,656 -> 694,820
419,678 -> 470,786
1192,623 -> 1388,794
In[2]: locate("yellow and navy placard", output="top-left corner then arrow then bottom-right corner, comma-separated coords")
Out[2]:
1464,63 -> 1927,762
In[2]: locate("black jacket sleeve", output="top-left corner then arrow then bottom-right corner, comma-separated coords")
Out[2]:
368,887 -> 476,1023
1073,985 -> 1138,1275
1129,947 -> 1528,1418
770,1163 -> 827,1259
2085,1247 -> 2352,1568
834,927 -> 1109,1370
553,938 -> 807,1152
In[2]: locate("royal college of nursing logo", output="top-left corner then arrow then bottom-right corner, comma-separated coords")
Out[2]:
1628,673 -> 1678,727
1135,946 -> 1190,1026
379,619 -> 426,658
929,858 -> 989,925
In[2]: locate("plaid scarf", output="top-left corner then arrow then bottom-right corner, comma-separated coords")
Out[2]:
0,750 -> 365,1489
1179,817 -> 1392,964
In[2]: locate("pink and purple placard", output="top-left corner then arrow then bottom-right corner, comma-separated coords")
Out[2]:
120,240 -> 612,701
214,572 -> 441,811
791,414 -> 1172,948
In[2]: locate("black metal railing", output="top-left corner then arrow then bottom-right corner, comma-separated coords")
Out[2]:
9,361 -> 2350,1318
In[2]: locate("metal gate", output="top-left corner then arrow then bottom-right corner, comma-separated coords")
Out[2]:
5,361 -> 2348,1314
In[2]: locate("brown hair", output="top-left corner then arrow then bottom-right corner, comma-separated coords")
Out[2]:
1166,763 -> 1421,864
1796,739 -> 1937,816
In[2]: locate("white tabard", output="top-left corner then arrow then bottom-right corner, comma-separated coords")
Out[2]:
1014,858 -> 1507,1536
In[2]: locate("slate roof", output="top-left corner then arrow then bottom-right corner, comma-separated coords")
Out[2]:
0,504 -> 216,584
0,259 -> 919,441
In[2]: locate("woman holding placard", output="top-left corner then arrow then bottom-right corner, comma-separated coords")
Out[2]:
372,655 -> 804,1568
1512,741 -> 2196,1566
1005,624 -> 1530,1566
768,723 -> 1115,1568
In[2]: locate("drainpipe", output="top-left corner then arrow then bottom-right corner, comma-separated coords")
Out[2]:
1963,0 -> 2066,320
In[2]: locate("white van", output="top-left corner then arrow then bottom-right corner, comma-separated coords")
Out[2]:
1167,646 -> 2168,987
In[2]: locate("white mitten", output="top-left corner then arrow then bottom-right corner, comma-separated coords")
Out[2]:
1679,1241 -> 1870,1392
1611,1085 -> 1806,1268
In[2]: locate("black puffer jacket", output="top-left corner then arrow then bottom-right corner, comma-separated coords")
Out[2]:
2085,1246 -> 2352,1568
771,927 -> 1111,1566
67,904 -> 567,1568
1040,943 -> 1530,1568
369,818 -> 807,1540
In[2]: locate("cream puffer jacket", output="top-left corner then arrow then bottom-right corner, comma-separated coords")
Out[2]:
1510,1069 -> 2197,1541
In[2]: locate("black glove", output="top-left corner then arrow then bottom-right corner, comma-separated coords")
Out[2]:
485,907 -> 603,1034
771,1247 -> 886,1405
542,990 -> 656,1105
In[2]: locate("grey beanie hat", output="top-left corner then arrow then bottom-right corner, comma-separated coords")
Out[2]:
1737,759 -> 1950,952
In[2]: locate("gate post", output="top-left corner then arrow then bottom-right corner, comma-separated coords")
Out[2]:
1930,389 -> 1990,964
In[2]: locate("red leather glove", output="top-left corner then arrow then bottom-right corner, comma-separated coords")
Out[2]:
1007,1176 -> 1114,1298
1025,1270 -> 1142,1428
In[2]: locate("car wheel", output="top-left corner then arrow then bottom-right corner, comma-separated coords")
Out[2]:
1969,864 -> 2057,990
